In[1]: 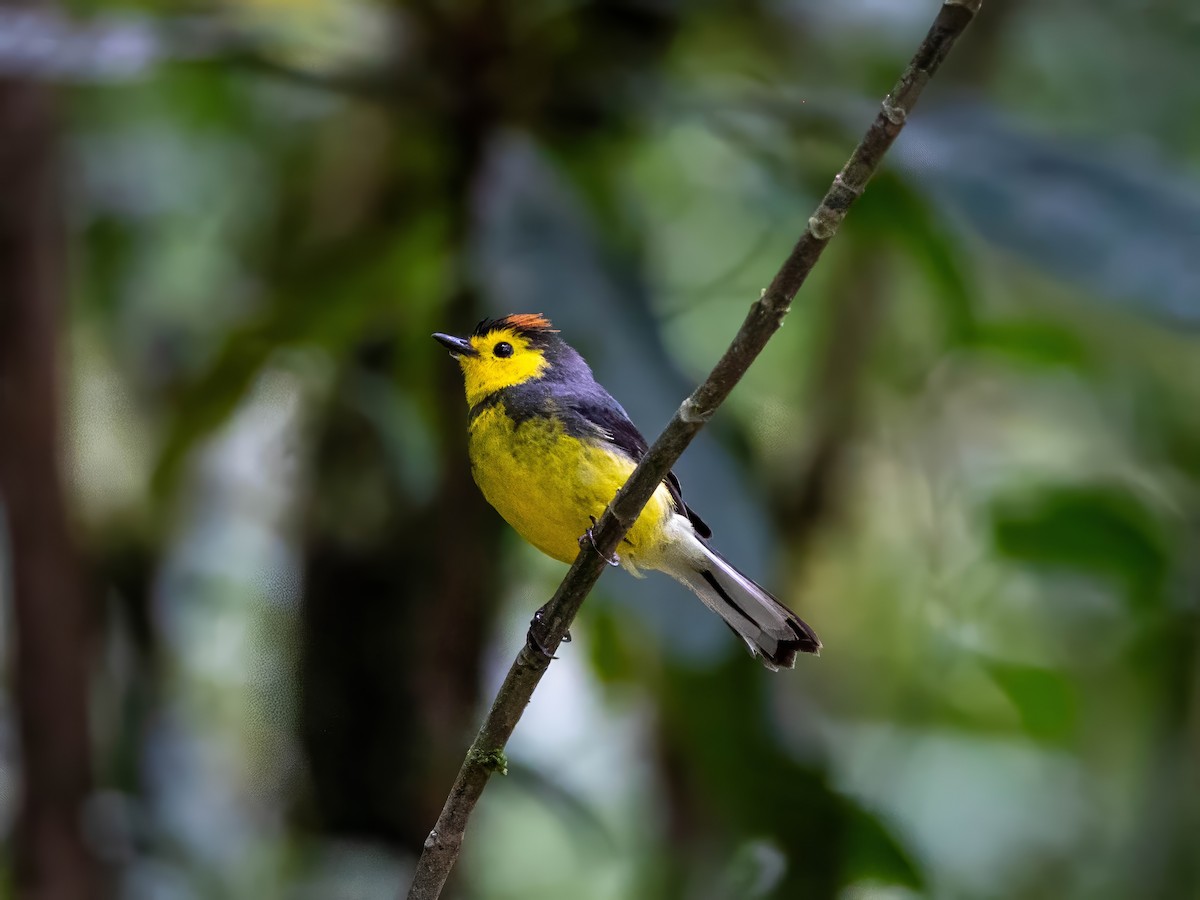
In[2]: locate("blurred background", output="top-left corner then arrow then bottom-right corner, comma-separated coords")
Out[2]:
1,0 -> 1199,898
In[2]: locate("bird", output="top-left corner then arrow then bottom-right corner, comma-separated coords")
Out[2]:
433,313 -> 821,670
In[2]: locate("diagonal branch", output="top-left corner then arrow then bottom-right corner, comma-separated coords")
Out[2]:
404,2 -> 982,897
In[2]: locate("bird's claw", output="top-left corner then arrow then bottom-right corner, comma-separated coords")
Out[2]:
528,606 -> 571,661
579,516 -> 620,567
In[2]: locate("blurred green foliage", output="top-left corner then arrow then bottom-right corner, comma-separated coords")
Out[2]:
2,1 -> 1199,898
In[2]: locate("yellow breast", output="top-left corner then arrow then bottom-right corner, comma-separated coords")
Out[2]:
467,403 -> 674,565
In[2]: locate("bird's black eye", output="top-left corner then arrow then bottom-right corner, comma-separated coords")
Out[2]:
494,341 -> 513,358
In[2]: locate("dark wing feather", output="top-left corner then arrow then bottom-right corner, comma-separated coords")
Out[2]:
665,471 -> 711,539
559,389 -> 712,540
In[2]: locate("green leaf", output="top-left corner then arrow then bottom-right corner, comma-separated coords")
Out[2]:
843,801 -> 923,891
850,171 -> 977,344
897,106 -> 1200,327
657,658 -> 924,896
983,660 -> 1078,744
721,838 -> 787,899
969,318 -> 1094,370
991,485 -> 1170,608
505,761 -> 618,855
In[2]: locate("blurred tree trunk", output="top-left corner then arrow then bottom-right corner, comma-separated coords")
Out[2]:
296,2 -> 504,852
772,238 -> 888,556
0,52 -> 101,900
649,240 -> 891,898
296,0 -> 684,870
299,334 -> 502,846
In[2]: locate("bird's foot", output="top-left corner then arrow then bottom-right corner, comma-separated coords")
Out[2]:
527,606 -> 571,661
579,516 -> 620,567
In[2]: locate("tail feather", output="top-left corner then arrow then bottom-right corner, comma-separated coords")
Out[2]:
664,538 -> 821,671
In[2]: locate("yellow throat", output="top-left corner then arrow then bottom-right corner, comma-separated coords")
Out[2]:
456,327 -> 549,407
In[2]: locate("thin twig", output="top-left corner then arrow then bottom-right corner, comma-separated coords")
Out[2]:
404,2 -> 982,897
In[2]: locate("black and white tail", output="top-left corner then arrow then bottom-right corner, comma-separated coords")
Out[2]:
659,529 -> 821,671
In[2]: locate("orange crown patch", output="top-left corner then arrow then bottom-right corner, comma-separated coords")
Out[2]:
504,313 -> 555,331
473,313 -> 558,338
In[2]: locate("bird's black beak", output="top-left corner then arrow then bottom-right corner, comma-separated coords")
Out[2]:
432,332 -> 478,358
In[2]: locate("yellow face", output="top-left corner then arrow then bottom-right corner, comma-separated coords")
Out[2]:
439,327 -> 549,407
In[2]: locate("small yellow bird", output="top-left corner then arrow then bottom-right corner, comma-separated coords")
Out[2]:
434,313 -> 820,669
